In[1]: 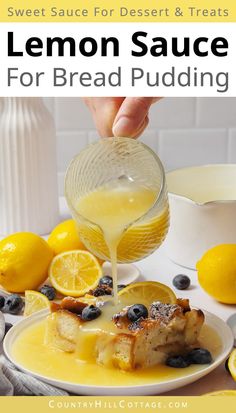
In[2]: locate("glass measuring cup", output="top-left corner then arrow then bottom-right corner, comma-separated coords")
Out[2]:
65,137 -> 169,263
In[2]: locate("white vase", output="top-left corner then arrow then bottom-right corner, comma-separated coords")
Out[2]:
0,97 -> 59,236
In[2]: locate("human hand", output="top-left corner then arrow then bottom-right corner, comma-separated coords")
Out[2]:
83,97 -> 161,138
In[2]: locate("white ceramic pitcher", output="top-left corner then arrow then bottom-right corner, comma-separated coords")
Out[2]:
166,164 -> 236,269
0,97 -> 59,235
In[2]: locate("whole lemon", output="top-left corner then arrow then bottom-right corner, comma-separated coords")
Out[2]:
48,219 -> 104,266
48,219 -> 86,255
0,232 -> 53,293
197,244 -> 236,304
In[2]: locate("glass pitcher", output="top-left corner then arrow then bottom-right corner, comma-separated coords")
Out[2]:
65,137 -> 169,263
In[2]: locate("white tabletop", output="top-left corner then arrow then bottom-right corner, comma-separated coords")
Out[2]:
2,197 -> 236,395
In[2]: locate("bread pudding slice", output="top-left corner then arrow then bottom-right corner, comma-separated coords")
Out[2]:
45,298 -> 204,371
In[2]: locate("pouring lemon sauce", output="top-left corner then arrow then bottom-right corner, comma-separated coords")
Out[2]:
9,140 -> 223,385
76,177 -> 167,304
65,138 -> 169,307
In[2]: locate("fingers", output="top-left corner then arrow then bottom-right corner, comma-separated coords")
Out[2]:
83,97 -> 124,137
112,97 -> 161,138
83,97 -> 162,139
133,115 -> 149,138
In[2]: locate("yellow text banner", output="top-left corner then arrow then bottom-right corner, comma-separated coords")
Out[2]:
0,0 -> 236,22
0,396 -> 236,413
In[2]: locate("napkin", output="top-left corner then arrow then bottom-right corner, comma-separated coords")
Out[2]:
0,355 -> 69,396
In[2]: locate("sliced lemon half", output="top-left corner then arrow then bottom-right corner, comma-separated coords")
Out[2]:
24,290 -> 50,316
49,250 -> 102,297
118,281 -> 176,306
228,349 -> 236,381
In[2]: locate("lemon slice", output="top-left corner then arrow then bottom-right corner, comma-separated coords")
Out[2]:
228,349 -> 236,381
204,390 -> 236,396
49,250 -> 102,297
118,281 -> 176,306
24,290 -> 50,316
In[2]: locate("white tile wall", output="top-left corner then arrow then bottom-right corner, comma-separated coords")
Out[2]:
57,131 -> 88,172
228,129 -> 236,162
196,98 -> 236,128
42,97 -> 236,195
88,130 -> 100,143
55,97 -> 94,130
140,130 -> 159,153
149,98 -> 196,129
158,129 -> 228,171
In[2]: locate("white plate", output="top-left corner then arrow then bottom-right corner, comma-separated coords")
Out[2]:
0,264 -> 140,299
102,262 -> 140,285
3,309 -> 234,396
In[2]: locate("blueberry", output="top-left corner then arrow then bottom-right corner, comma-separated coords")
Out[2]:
98,276 -> 113,288
166,355 -> 191,368
81,305 -> 101,321
92,286 -> 112,297
173,274 -> 191,290
118,284 -> 126,291
4,294 -> 24,315
0,296 -> 5,310
187,348 -> 212,364
92,288 -> 106,297
39,285 -> 56,301
127,304 -> 148,322
4,322 -> 13,336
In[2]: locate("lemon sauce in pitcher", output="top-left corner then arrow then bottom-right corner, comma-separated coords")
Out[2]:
76,178 -> 169,304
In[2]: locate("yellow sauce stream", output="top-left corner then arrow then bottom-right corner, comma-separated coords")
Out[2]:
76,179 -> 168,304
